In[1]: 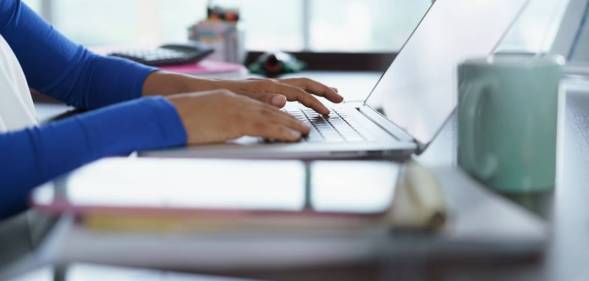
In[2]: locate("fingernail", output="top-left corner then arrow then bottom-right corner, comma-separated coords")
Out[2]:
301,123 -> 310,132
289,129 -> 302,139
271,95 -> 287,106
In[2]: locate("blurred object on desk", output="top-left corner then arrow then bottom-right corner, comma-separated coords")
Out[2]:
457,55 -> 562,194
389,160 -> 446,230
28,158 -> 402,271
248,52 -> 306,78
159,60 -> 247,77
188,3 -> 245,63
109,43 -> 214,67
93,46 -> 248,79
8,263 -> 261,281
31,158 -> 400,234
31,158 -> 448,235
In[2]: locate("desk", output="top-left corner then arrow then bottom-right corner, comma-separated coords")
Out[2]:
2,72 -> 589,281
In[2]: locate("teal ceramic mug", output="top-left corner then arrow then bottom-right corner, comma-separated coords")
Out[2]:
457,55 -> 563,193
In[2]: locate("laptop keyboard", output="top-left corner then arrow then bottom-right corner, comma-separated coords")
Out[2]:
285,108 -> 366,143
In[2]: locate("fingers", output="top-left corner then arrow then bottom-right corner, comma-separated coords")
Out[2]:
248,124 -> 303,142
269,94 -> 287,108
271,82 -> 331,115
236,96 -> 310,141
261,105 -> 310,135
281,78 -> 344,103
235,78 -> 341,115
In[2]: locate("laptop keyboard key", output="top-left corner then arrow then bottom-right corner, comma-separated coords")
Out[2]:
302,111 -> 345,142
284,107 -> 375,143
326,115 -> 364,142
305,128 -> 324,142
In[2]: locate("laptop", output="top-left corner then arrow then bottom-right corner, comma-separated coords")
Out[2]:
551,0 -> 589,76
142,0 -> 529,160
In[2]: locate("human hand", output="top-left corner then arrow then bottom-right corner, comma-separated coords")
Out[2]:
144,72 -> 343,115
167,89 -> 310,145
211,78 -> 344,115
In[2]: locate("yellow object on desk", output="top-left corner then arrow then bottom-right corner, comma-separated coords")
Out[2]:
388,160 -> 447,230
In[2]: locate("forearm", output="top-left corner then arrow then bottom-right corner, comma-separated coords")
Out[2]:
0,97 -> 186,219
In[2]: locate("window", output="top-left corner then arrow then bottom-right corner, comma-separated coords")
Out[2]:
308,0 -> 429,52
21,0 -> 430,52
225,0 -> 305,50
51,0 -> 209,46
499,0 -> 571,54
22,0 -> 41,12
21,0 -> 572,54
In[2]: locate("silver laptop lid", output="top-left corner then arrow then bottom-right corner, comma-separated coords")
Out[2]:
551,0 -> 589,75
551,0 -> 587,59
365,0 -> 529,145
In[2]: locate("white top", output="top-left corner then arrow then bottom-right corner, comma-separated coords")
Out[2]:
0,35 -> 38,133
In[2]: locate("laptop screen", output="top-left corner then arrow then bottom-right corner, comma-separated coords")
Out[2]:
568,2 -> 589,62
365,0 -> 529,145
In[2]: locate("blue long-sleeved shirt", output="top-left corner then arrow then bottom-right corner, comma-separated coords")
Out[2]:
0,0 -> 188,218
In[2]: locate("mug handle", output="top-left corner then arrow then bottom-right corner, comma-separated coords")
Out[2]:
459,79 -> 498,180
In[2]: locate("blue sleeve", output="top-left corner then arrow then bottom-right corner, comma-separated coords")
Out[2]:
0,0 -> 157,109
0,97 -> 187,219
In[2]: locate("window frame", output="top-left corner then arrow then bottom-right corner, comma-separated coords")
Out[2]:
38,1 -> 398,71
